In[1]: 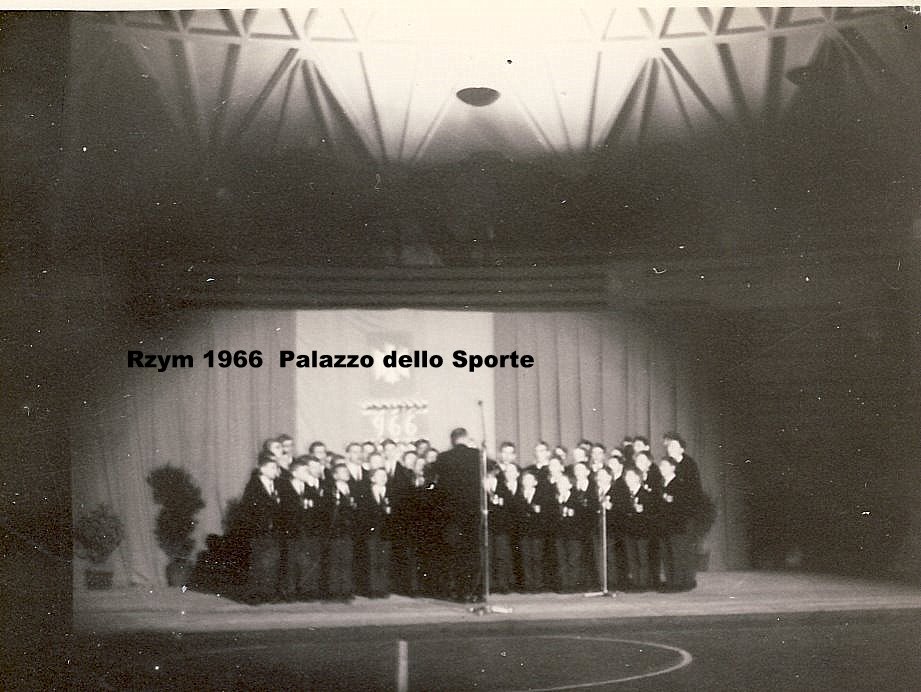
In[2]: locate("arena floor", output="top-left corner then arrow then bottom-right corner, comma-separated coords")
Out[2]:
65,571 -> 921,690
71,608 -> 921,690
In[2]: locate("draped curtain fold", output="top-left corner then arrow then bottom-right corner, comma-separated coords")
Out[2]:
495,311 -> 742,569
71,310 -> 297,588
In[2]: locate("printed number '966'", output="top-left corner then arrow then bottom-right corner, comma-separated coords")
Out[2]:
204,350 -> 263,367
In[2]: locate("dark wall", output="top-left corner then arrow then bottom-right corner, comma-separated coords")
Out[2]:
712,296 -> 915,577
0,11 -> 74,688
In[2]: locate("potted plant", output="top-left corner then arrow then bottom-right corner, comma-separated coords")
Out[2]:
147,464 -> 205,587
74,503 -> 123,589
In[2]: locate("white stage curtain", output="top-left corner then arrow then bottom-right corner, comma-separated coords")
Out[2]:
70,310 -> 297,588
71,307 -> 744,588
494,311 -> 746,570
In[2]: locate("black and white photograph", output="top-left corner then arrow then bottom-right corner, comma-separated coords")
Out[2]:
3,4 -> 921,690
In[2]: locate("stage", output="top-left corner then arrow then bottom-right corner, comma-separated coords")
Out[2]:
74,571 -> 921,634
67,571 -> 921,690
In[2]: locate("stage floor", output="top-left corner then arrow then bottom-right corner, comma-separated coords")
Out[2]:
63,572 -> 921,690
74,570 -> 921,634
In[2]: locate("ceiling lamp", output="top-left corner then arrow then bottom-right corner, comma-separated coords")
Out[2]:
456,87 -> 501,107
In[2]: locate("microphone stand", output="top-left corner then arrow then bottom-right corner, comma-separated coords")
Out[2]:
585,497 -> 616,599
470,400 -> 511,615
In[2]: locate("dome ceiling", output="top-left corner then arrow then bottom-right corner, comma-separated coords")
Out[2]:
70,7 -> 914,166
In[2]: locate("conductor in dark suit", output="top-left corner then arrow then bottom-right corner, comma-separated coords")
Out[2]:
431,427 -> 482,601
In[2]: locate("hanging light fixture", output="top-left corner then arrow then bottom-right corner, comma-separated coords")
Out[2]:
456,86 -> 501,107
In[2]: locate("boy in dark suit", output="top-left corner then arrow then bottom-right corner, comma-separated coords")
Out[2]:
658,456 -> 698,592
550,475 -> 586,592
485,468 -> 513,593
325,462 -> 358,602
514,469 -> 546,592
277,456 -> 326,601
666,435 -> 703,498
618,467 -> 660,591
240,453 -> 283,604
634,450 -> 664,588
360,468 -> 395,598
571,461 -> 596,588
591,466 -> 623,592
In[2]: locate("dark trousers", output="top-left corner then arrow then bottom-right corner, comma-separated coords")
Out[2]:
282,534 -> 323,599
445,521 -> 479,599
518,535 -> 545,592
353,532 -> 369,596
365,535 -> 392,597
554,537 -> 584,592
326,536 -> 355,598
624,536 -> 650,590
395,537 -> 420,595
663,531 -> 697,590
418,536 -> 444,597
490,532 -> 513,593
648,535 -> 663,588
245,534 -> 281,602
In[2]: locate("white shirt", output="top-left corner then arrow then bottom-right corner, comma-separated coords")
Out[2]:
260,476 -> 275,497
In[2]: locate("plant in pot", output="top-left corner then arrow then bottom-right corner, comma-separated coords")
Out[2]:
74,503 -> 124,589
147,464 -> 205,587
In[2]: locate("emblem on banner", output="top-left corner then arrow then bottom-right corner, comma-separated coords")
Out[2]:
371,342 -> 412,385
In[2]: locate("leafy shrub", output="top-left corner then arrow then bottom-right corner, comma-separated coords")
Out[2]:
74,503 -> 123,565
146,465 -> 205,561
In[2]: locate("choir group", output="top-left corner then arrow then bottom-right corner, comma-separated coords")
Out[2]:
235,429 -> 707,605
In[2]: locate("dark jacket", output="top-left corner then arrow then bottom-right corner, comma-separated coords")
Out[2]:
359,486 -> 396,540
674,454 -> 702,497
431,444 -> 481,524
277,478 -> 326,537
659,476 -> 695,535
550,492 -> 588,540
486,484 -> 512,535
512,485 -> 548,537
239,474 -> 282,538
616,485 -> 657,538
326,486 -> 358,538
